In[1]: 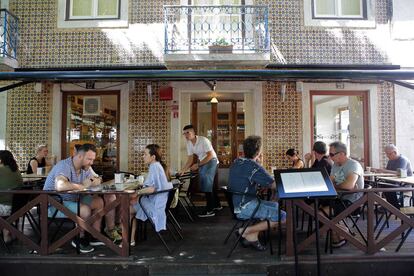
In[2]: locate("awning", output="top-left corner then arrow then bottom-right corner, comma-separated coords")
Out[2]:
1,66 -> 414,92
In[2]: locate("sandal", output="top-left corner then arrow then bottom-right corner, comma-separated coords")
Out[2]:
247,240 -> 267,251
234,230 -> 250,248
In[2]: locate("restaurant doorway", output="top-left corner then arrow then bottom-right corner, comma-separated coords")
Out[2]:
190,98 -> 245,188
310,91 -> 370,167
191,100 -> 245,168
61,91 -> 120,180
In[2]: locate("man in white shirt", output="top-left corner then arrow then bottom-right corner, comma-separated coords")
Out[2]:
179,125 -> 222,217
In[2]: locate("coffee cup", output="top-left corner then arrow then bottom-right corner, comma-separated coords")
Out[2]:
398,168 -> 407,178
365,167 -> 371,173
137,175 -> 145,185
114,173 -> 125,183
36,167 -> 44,175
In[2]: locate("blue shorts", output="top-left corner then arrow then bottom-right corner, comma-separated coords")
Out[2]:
236,199 -> 286,222
48,195 -> 93,218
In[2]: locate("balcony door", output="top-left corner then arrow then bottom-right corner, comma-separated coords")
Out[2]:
311,91 -> 369,167
191,100 -> 244,168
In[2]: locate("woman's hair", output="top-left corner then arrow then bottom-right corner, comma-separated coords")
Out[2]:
36,144 -> 48,153
146,144 -> 170,180
0,150 -> 19,172
286,148 -> 299,157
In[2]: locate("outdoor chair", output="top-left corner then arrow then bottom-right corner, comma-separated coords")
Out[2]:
174,172 -> 197,222
395,206 -> 414,252
222,187 -> 274,258
135,187 -> 183,254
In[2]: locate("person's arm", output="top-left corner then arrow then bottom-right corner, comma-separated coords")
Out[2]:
179,155 -> 194,175
55,175 -> 85,191
191,150 -> 214,170
136,186 -> 156,195
292,159 -> 304,169
304,152 -> 315,168
29,159 -> 38,174
334,172 -> 359,191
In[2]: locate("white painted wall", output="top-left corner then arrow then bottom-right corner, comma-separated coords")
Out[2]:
395,85 -> 414,164
0,91 -> 7,150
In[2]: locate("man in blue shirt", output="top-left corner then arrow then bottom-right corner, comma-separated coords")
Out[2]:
228,135 -> 285,251
44,143 -> 104,253
373,144 -> 413,209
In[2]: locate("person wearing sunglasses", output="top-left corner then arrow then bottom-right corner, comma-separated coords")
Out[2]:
179,125 -> 222,217
320,141 -> 364,248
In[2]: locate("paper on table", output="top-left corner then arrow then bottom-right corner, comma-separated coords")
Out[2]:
281,171 -> 328,193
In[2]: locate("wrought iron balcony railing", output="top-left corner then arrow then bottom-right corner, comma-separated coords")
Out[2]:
164,5 -> 269,54
0,9 -> 18,60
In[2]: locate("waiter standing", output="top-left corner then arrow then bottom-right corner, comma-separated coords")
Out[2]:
179,125 -> 222,217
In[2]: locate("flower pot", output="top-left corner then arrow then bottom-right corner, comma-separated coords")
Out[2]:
208,45 -> 233,54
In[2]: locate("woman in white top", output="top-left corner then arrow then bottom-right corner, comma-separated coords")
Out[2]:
130,144 -> 172,246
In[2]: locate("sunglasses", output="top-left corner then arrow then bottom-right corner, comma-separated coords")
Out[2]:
329,152 -> 342,157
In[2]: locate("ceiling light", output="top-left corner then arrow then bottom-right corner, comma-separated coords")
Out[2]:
210,97 -> 218,104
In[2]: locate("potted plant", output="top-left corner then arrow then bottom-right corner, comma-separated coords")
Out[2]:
208,38 -> 233,54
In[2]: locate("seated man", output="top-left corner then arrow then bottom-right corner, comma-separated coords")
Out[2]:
304,141 -> 332,175
43,143 -> 104,253
228,135 -> 286,251
321,141 -> 364,247
373,144 -> 413,209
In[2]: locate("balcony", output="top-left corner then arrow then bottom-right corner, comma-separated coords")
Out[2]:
0,9 -> 18,70
164,5 -> 270,67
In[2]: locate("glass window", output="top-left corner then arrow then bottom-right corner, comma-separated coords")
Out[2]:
312,93 -> 368,167
68,0 -> 119,19
313,0 -> 363,19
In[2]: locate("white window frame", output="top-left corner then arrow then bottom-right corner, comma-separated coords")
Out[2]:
57,0 -> 128,29
68,0 -> 120,20
313,0 -> 364,19
303,0 -> 375,28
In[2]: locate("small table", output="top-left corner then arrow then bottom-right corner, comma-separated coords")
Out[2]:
377,176 -> 414,207
22,173 -> 48,179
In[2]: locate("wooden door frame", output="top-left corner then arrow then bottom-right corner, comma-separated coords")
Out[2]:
310,90 -> 370,166
191,99 -> 243,166
61,90 -> 121,170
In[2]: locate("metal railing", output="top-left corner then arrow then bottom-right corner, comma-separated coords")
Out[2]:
164,5 -> 269,54
0,9 -> 18,59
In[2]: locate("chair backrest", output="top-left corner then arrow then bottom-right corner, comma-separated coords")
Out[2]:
222,186 -> 237,219
166,188 -> 178,212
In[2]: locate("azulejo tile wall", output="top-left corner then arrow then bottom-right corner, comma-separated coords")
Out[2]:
377,82 -> 395,167
6,83 -> 53,169
128,81 -> 171,173
11,0 -> 390,68
263,81 -> 302,170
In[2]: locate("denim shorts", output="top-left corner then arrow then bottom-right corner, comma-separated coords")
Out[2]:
48,195 -> 93,218
236,199 -> 286,222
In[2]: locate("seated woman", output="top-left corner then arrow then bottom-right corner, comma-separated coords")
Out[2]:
0,150 -> 23,243
130,144 -> 173,246
26,144 -> 48,174
286,148 -> 304,169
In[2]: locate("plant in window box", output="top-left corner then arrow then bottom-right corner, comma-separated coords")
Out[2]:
208,38 -> 233,54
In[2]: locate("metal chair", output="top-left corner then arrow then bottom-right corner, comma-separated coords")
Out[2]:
223,187 -> 274,258
136,187 -> 183,254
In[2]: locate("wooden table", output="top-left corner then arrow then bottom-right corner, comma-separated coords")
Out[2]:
0,189 -> 131,257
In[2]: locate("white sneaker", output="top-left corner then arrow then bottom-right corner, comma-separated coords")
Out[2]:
198,211 -> 215,218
